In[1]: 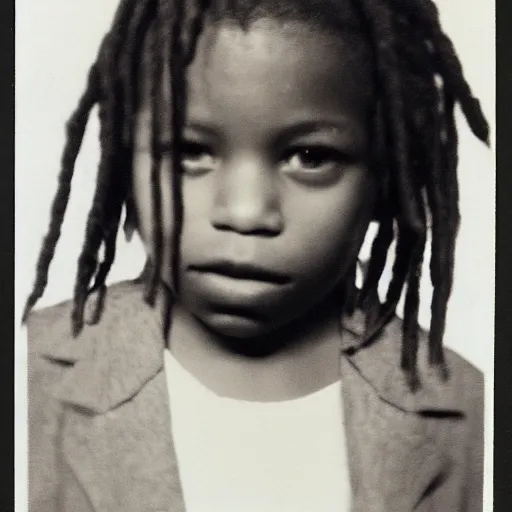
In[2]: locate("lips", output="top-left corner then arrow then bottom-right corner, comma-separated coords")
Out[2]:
189,260 -> 291,285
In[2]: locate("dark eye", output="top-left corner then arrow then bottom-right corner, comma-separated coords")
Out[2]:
281,147 -> 351,173
180,142 -> 219,175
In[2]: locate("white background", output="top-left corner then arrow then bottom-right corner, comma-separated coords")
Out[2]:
15,0 -> 495,509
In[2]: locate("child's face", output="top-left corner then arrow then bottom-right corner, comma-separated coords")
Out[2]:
133,19 -> 377,338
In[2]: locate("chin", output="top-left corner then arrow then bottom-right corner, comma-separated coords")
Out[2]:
200,310 -> 275,339
201,312 -> 291,357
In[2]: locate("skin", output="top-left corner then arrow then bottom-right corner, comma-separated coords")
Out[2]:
133,19 -> 377,400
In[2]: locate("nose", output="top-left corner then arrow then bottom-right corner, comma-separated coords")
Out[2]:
211,156 -> 283,236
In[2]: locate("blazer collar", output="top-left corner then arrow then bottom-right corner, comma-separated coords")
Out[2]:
340,309 -> 465,414
42,281 -> 464,416
41,281 -> 165,414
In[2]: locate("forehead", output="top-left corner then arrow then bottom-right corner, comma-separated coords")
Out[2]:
190,18 -> 371,78
137,18 -> 374,135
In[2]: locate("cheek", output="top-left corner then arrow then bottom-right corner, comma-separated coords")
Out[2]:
286,170 -> 376,275
132,154 -> 176,268
132,154 -> 216,273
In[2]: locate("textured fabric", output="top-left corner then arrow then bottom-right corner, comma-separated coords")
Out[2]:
165,349 -> 351,512
27,279 -> 484,512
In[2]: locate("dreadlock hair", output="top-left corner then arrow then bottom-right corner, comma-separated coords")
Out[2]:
23,0 -> 489,389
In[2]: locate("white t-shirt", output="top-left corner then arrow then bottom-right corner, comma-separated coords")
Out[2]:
164,349 -> 351,512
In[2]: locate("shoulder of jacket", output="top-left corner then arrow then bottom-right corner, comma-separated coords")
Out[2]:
343,312 -> 484,415
388,315 -> 483,400
26,279 -> 145,358
442,345 -> 484,418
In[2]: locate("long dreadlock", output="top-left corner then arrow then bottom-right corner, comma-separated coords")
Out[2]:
23,0 -> 489,389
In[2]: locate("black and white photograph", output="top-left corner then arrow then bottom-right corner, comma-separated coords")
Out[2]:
15,0 -> 495,510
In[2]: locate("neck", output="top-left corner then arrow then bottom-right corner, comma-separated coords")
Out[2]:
165,293 -> 344,402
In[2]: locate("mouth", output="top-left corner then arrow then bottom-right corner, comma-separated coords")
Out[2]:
189,261 -> 291,285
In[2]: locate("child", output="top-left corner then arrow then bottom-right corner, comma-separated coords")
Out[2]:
24,0 -> 489,511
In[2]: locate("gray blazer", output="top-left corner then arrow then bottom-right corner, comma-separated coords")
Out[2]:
28,280 -> 484,512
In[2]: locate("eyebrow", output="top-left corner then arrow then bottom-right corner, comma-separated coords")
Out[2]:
181,119 -> 360,144
273,120 -> 358,140
182,123 -> 221,139
135,118 -> 361,152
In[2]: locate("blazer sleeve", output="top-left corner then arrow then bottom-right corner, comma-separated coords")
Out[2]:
27,309 -> 66,512
463,367 -> 485,512
27,302 -> 109,512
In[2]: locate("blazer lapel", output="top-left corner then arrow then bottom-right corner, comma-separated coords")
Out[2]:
341,356 -> 451,512
42,282 -> 186,512
340,312 -> 462,512
62,370 -> 185,512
